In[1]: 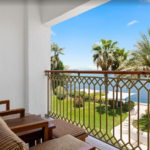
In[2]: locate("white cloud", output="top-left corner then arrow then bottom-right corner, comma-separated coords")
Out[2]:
51,31 -> 56,36
140,0 -> 150,2
127,20 -> 139,27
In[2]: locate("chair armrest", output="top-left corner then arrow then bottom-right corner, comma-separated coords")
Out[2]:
10,121 -> 49,142
0,108 -> 25,117
0,100 -> 10,110
78,145 -> 95,150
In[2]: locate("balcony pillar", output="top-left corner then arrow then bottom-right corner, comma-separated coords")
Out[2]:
24,0 -> 51,117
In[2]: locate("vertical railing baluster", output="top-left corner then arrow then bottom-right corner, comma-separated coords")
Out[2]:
129,88 -> 131,144
56,80 -> 58,116
47,73 -> 50,116
63,78 -> 64,119
53,74 -> 55,115
59,79 -> 61,118
137,90 -> 140,147
94,85 -> 96,130
120,87 -> 122,140
88,83 -> 90,131
106,76 -> 108,135
51,74 -> 53,114
83,82 -> 85,126
79,81 -> 80,125
113,87 -> 115,137
100,86 -> 101,132
74,83 -> 76,123
67,80 -> 68,120
148,90 -> 150,150
138,75 -> 140,147
70,81 -> 72,122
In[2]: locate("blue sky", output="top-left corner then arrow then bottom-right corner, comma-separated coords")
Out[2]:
51,0 -> 150,70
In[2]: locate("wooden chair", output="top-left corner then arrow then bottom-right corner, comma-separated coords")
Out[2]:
0,100 -> 30,120
49,119 -> 88,141
0,117 -> 95,150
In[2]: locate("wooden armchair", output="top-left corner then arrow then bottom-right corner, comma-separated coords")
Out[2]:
0,100 -> 30,120
0,117 -> 95,150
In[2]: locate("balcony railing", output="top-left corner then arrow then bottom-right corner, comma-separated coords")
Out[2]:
45,70 -> 150,150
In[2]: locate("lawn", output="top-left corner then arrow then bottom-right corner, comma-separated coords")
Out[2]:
133,114 -> 150,133
51,95 -> 128,141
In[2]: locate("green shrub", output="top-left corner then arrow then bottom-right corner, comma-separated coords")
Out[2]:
109,99 -> 124,109
69,91 -> 86,98
74,98 -> 84,108
145,109 -> 150,115
55,86 -> 66,100
96,97 -> 108,104
124,101 -> 135,111
96,92 -> 105,96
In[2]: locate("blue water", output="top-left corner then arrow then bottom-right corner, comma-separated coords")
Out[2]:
68,73 -> 150,104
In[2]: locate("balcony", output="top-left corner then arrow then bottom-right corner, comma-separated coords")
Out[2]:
45,70 -> 150,150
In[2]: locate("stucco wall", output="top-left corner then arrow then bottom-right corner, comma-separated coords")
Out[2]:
0,1 -> 25,110
0,0 -> 50,116
25,0 -> 50,116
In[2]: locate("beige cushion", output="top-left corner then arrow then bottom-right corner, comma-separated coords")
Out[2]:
0,117 -> 28,150
30,135 -> 88,150
50,119 -> 86,138
2,113 -> 31,121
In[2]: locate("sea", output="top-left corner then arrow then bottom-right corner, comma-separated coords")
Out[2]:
67,73 -> 150,104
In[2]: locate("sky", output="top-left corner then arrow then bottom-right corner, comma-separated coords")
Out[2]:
51,0 -> 150,70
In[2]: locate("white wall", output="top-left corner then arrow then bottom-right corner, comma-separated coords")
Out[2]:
25,0 -> 50,116
0,0 -> 50,116
0,1 -> 25,110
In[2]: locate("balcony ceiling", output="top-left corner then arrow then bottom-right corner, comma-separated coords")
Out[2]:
41,0 -> 110,26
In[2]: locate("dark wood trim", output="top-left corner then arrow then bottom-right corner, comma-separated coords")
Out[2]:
0,100 -> 10,110
0,108 -> 25,117
76,133 -> 88,142
10,121 -> 49,142
45,70 -> 150,75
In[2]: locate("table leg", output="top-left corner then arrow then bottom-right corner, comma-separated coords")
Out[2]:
48,129 -> 53,140
36,139 -> 41,144
29,141 -> 35,147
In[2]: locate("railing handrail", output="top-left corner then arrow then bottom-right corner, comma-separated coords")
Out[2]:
45,70 -> 150,75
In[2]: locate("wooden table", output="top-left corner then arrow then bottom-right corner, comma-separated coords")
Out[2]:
5,115 -> 56,146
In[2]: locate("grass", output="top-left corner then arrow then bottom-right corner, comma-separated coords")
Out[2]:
133,115 -> 150,133
51,95 -> 128,141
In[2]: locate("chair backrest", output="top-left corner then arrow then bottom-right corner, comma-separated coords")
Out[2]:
0,117 -> 29,150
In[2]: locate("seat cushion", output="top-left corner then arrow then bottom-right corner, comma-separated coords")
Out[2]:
2,113 -> 31,121
29,135 -> 88,150
0,117 -> 28,150
49,119 -> 86,138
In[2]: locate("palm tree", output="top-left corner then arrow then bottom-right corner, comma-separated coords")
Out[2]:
112,48 -> 129,108
51,43 -> 65,93
92,39 -> 118,71
118,28 -> 150,77
51,43 -> 65,70
92,39 -> 118,107
112,48 -> 129,71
